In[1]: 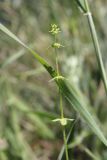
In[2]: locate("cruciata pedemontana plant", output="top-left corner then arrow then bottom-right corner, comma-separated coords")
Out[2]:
49,24 -> 74,160
0,4 -> 107,158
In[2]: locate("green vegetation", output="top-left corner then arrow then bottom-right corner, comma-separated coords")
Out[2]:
0,0 -> 107,159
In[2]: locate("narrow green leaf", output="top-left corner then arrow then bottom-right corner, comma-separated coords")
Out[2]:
75,0 -> 86,13
80,145 -> 100,160
2,49 -> 25,67
60,80 -> 107,146
8,94 -> 54,139
68,130 -> 89,148
0,23 -> 107,146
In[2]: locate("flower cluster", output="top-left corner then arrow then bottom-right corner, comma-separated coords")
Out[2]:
49,24 -> 63,49
49,24 -> 60,35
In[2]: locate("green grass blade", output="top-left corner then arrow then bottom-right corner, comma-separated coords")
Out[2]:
0,23 -> 56,79
76,0 -> 107,95
80,145 -> 100,160
85,9 -> 107,95
2,49 -> 25,67
59,80 -> 107,146
0,23 -> 107,146
8,94 -> 54,139
68,130 -> 89,148
75,0 -> 86,12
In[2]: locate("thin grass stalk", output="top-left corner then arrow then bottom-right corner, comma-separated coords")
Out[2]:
84,0 -> 107,94
59,90 -> 69,160
59,78 -> 69,160
53,31 -> 69,160
62,127 -> 69,160
80,144 -> 100,160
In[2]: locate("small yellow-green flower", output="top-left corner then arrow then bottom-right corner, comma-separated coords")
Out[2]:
52,118 -> 74,126
51,42 -> 64,49
49,24 -> 61,35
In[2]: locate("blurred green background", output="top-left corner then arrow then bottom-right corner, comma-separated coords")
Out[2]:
0,0 -> 107,159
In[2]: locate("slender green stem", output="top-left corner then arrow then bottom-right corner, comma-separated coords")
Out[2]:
63,127 -> 69,160
84,0 -> 107,95
55,48 -> 60,76
59,90 -> 64,118
59,90 -> 69,160
54,35 -> 59,76
54,34 -> 69,160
